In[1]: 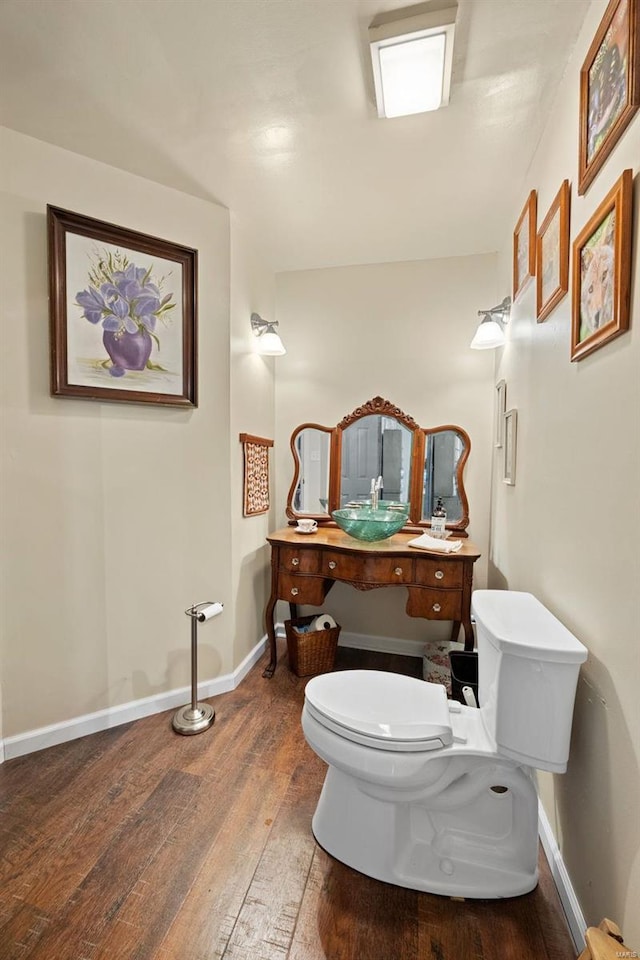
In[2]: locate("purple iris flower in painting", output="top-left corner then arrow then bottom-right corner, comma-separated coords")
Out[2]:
75,248 -> 176,377
76,287 -> 107,325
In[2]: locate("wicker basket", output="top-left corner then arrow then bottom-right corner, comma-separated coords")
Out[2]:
285,615 -> 340,677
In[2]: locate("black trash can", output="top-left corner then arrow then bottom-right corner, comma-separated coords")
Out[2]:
449,651 -> 479,705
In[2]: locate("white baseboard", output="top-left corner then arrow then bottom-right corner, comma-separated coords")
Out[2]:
0,636 -> 267,763
339,629 -> 427,657
538,801 -> 586,952
275,621 -> 427,658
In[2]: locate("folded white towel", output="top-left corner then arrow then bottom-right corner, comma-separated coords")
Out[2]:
408,532 -> 463,553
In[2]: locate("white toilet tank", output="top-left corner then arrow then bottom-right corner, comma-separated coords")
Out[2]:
471,591 -> 588,773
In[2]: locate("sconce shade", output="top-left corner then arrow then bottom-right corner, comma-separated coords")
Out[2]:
250,312 -> 286,355
470,319 -> 506,350
369,3 -> 457,118
470,297 -> 511,350
257,330 -> 286,356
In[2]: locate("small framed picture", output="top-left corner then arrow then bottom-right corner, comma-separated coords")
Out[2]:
503,409 -> 518,486
578,0 -> 639,196
571,169 -> 633,362
536,180 -> 570,322
495,380 -> 507,447
48,206 -> 198,406
513,191 -> 537,300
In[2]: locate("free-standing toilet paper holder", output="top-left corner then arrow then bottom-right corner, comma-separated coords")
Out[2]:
172,600 -> 223,736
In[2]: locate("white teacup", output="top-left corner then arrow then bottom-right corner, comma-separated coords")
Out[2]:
297,518 -> 317,533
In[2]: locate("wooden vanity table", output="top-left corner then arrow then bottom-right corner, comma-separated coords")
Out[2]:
263,526 -> 481,678
263,397 -> 482,678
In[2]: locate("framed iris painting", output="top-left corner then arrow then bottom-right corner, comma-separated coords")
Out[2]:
571,169 -> 633,361
48,206 -> 198,406
578,0 -> 639,195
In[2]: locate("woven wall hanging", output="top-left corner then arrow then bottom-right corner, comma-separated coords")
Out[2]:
239,433 -> 274,516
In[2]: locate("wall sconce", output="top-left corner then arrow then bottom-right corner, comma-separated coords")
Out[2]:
250,313 -> 286,356
368,2 -> 457,119
470,297 -> 512,350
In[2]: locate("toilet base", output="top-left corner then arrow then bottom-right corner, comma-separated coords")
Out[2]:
312,763 -> 540,899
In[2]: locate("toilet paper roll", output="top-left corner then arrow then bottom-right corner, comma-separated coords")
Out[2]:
313,614 -> 337,631
196,601 -> 224,622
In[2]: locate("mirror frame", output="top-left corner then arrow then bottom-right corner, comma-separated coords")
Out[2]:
285,422 -> 334,522
285,396 -> 471,535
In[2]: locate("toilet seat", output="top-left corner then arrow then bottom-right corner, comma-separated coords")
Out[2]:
305,670 -> 452,752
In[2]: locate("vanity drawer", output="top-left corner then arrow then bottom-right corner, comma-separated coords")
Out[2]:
406,587 -> 462,620
278,573 -> 327,605
278,547 -> 320,574
413,558 -> 463,589
321,551 -> 413,584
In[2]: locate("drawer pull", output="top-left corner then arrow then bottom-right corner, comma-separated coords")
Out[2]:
432,603 -> 442,613
435,570 -> 444,580
328,561 -> 337,570
291,557 -> 300,566
291,587 -> 299,597
394,567 -> 403,576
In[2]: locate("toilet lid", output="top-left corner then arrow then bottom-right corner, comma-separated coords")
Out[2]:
305,670 -> 452,748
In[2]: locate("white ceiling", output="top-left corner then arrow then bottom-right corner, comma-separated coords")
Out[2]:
0,0 -> 590,272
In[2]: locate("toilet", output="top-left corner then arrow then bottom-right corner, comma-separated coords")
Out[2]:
301,590 -> 587,898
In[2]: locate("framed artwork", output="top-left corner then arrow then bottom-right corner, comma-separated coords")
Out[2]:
239,433 -> 274,516
503,409 -> 518,486
513,191 -> 537,299
48,206 -> 198,406
495,380 -> 507,447
536,180 -> 571,322
578,0 -> 639,195
571,168 -> 633,361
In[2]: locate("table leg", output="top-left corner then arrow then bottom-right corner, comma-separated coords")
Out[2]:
450,620 -> 461,643
462,618 -> 475,651
262,592 -> 278,678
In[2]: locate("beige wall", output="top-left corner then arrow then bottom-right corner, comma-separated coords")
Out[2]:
229,215 -> 276,665
491,0 -> 640,941
274,253 -> 498,639
0,127 -> 272,740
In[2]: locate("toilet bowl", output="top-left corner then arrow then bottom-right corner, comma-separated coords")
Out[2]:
301,590 -> 587,898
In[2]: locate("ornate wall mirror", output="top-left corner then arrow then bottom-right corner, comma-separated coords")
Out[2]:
285,397 -> 470,534
289,425 -> 332,516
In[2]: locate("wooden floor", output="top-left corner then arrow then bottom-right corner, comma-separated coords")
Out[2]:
0,644 -> 577,960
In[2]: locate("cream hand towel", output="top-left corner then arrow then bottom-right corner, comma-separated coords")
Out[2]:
408,532 -> 463,554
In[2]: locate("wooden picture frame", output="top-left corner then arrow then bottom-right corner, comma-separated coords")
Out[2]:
495,380 -> 506,448
513,191 -> 537,299
571,169 -> 633,361
240,433 -> 274,516
503,409 -> 518,486
536,180 -> 571,322
48,206 -> 198,406
578,0 -> 639,196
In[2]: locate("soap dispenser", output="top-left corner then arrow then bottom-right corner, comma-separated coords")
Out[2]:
431,497 -> 447,537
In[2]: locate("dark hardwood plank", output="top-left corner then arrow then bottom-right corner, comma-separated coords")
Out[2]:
23,769 -> 201,960
220,759 -> 326,959
291,846 -> 420,960
155,765 -> 291,960
0,717 -> 185,913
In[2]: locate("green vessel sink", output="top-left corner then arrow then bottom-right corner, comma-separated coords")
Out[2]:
332,507 -> 409,542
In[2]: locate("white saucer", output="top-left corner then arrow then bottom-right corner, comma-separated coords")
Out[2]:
295,526 -> 317,534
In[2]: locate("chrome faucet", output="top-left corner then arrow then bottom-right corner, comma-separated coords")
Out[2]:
370,475 -> 383,510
